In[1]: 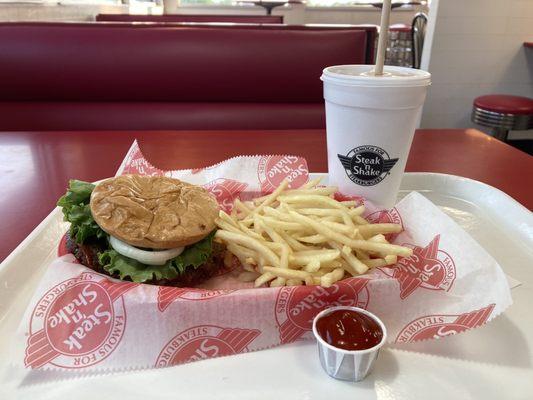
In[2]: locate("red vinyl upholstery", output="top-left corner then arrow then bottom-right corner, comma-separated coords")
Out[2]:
0,22 -> 376,131
96,14 -> 284,24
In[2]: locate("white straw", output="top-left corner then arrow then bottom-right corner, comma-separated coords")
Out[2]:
374,0 -> 392,76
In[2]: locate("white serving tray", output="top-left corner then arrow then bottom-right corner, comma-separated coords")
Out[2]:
1,173 -> 532,400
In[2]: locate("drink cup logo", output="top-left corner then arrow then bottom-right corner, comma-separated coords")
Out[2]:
25,274 -> 138,369
338,145 -> 398,187
379,235 -> 456,299
155,325 -> 261,367
157,287 -> 234,312
275,278 -> 369,344
396,304 -> 495,343
366,208 -> 403,242
203,178 -> 248,212
257,155 -> 309,193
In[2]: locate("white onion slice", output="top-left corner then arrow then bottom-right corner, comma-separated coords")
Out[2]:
109,236 -> 184,265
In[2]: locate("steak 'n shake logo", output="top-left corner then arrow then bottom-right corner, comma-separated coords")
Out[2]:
157,287 -> 234,312
396,304 -> 495,343
25,274 -> 137,369
155,325 -> 261,367
257,155 -> 308,193
379,235 -> 456,299
338,145 -> 398,186
275,278 -> 369,344
203,178 -> 248,212
120,144 -> 163,177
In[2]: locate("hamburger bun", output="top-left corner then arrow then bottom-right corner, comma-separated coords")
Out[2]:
90,175 -> 219,249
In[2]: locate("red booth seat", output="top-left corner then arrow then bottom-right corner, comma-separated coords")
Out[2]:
0,22 -> 376,131
96,14 -> 284,24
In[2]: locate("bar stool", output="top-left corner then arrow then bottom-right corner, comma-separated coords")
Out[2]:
472,95 -> 533,141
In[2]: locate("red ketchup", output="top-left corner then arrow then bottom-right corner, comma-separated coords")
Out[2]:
316,309 -> 383,351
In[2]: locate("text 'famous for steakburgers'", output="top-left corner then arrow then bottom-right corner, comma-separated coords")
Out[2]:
57,175 -> 225,286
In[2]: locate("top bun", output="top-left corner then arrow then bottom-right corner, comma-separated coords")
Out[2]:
90,175 -> 219,249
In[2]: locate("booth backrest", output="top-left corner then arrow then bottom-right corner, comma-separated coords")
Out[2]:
0,22 -> 377,130
0,23 -> 373,103
96,14 -> 284,24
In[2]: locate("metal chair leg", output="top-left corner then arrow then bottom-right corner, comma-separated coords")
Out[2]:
491,128 -> 509,142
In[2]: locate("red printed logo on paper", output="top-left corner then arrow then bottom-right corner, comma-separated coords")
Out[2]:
379,235 -> 456,299
275,278 -> 370,344
120,145 -> 163,176
257,156 -> 309,193
203,178 -> 248,212
366,208 -> 403,241
157,287 -> 234,312
333,192 -> 365,205
24,274 -> 137,369
155,325 -> 261,367
396,304 -> 495,343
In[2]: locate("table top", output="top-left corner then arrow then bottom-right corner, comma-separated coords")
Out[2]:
0,128 -> 531,263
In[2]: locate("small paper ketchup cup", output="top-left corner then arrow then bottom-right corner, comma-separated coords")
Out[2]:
312,306 -> 387,382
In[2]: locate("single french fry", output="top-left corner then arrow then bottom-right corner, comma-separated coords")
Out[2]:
215,218 -> 242,234
254,272 -> 276,287
237,222 -> 264,240
350,205 -> 365,216
263,206 -> 294,222
253,178 -> 321,202
296,234 -> 328,244
321,268 -> 345,288
234,198 -> 252,216
354,215 -> 369,225
278,187 -> 338,197
270,277 -> 287,287
259,216 -> 304,231
362,258 -> 388,268
219,210 -> 239,227
358,223 -> 402,238
286,279 -> 304,286
303,259 -> 321,272
252,178 -> 290,215
276,229 -> 313,251
263,266 -> 311,281
368,234 -> 388,243
385,255 -> 398,265
290,249 -> 340,265
279,195 -> 355,229
215,230 -> 281,266
304,276 -> 315,286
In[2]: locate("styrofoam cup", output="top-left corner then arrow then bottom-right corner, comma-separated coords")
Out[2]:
321,65 -> 431,209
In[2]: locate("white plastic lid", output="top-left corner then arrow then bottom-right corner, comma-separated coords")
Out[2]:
321,65 -> 431,87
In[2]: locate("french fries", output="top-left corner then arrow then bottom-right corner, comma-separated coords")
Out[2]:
214,178 -> 412,288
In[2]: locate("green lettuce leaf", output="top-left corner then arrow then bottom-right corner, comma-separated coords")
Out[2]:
98,231 -> 215,283
57,180 -> 107,244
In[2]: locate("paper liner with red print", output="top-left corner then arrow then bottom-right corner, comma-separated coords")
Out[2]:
14,142 -> 512,372
155,325 -> 261,367
24,268 -> 138,369
396,304 -> 496,343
